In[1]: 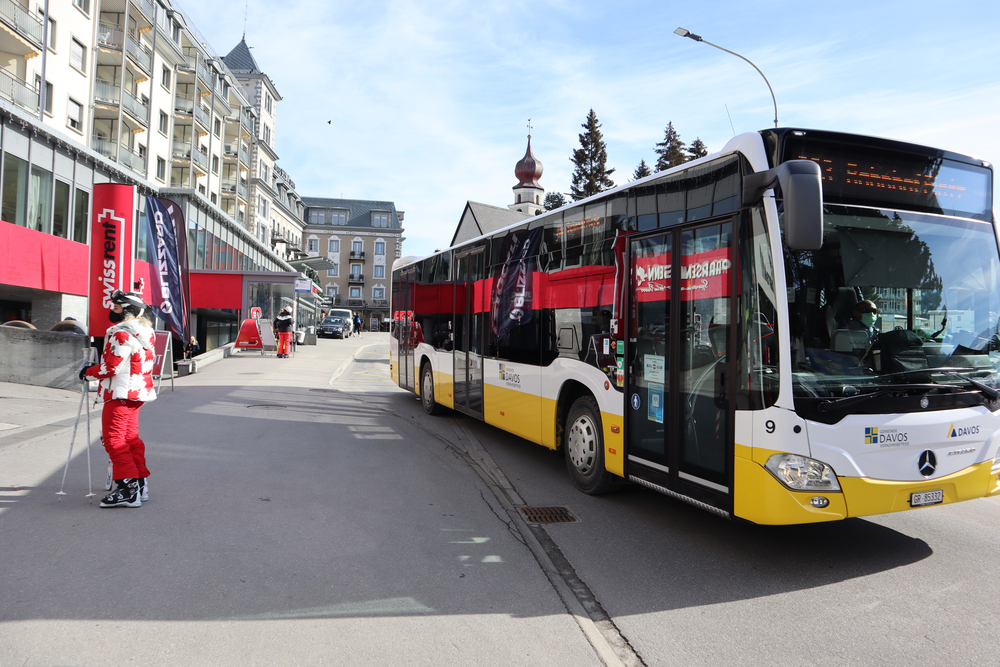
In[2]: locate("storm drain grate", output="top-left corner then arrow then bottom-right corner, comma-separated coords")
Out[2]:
518,506 -> 579,524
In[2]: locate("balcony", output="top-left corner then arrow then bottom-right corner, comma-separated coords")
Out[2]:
0,0 -> 43,49
119,146 -> 146,175
94,79 -> 120,106
348,274 -> 365,285
197,61 -> 213,88
131,0 -> 154,22
349,250 -> 366,261
347,298 -> 364,307
125,31 -> 152,74
91,135 -> 117,161
193,104 -> 211,130
96,21 -> 124,50
0,68 -> 38,113
240,146 -> 250,165
238,181 -> 249,199
221,178 -> 237,194
179,48 -> 196,72
371,300 -> 389,308
121,89 -> 148,124
171,140 -> 191,160
192,149 -> 208,171
174,94 -> 193,116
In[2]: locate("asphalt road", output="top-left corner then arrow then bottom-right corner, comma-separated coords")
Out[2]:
3,334 -> 999,666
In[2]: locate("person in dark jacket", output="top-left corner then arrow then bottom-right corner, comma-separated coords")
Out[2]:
274,306 -> 294,358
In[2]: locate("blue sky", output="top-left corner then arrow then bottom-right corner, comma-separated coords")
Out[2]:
178,0 -> 1000,258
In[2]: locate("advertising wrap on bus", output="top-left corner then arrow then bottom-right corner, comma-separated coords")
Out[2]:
633,247 -> 733,301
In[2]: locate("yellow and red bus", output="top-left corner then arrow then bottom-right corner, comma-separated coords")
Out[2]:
391,128 -> 1000,524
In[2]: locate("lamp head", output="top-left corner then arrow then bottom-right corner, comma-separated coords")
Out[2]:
674,27 -> 703,42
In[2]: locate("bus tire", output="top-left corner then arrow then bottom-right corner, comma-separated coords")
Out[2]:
564,395 -> 622,495
420,362 -> 444,416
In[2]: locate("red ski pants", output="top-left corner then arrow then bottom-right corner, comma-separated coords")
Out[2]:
102,399 -> 149,480
277,331 -> 293,356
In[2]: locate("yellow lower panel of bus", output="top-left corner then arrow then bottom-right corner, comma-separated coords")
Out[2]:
485,384 -> 544,446
391,360 -> 398,384
434,370 -> 454,409
733,449 -> 848,525
839,461 -> 996,518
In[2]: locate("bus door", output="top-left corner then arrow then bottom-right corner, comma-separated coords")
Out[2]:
626,218 -> 735,515
454,249 -> 485,417
399,268 -> 416,391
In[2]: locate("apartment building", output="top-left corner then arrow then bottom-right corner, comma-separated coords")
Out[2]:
0,0 -> 316,345
303,198 -> 405,329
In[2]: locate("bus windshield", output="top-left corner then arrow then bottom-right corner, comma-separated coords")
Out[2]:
784,205 -> 1000,412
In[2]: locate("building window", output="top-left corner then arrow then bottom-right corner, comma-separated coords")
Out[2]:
350,264 -> 361,277
210,193 -> 217,205
330,210 -> 346,225
307,239 -> 318,252
34,76 -> 53,115
259,161 -> 269,183
74,0 -> 90,13
214,119 -> 221,137
372,212 -> 389,227
156,157 -> 166,181
212,155 -> 219,174
350,287 -> 361,298
43,15 -> 56,50
326,285 -> 337,296
374,265 -> 384,278
262,124 -> 271,145
329,239 -> 339,252
67,98 -> 82,131
158,110 -> 168,134
70,39 -> 86,73
373,287 -> 385,300
73,188 -> 89,243
258,196 -> 268,217
327,264 -> 339,277
264,92 -> 272,114
352,240 -> 363,254
162,66 -> 171,90
374,241 -> 385,255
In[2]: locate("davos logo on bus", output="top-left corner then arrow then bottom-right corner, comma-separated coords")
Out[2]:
947,423 -> 979,438
864,426 -> 908,447
499,363 -> 521,387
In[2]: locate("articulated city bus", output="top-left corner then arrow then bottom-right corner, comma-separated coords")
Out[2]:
391,128 -> 1000,524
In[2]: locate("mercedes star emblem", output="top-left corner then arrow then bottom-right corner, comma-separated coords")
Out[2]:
918,450 -> 937,477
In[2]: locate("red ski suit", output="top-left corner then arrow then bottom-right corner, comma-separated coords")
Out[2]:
85,320 -> 157,480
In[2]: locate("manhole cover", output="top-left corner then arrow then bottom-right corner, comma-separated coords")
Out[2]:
246,405 -> 287,410
518,506 -> 579,524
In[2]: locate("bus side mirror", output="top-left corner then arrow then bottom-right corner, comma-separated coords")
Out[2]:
743,159 -> 824,250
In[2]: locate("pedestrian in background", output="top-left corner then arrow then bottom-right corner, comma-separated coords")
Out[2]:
184,335 -> 200,359
80,290 -> 157,509
274,305 -> 294,358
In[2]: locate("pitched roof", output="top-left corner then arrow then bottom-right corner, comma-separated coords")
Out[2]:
302,197 -> 403,230
223,38 -> 260,73
450,201 -> 531,247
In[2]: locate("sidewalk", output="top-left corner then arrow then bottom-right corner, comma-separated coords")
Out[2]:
0,332 -> 603,667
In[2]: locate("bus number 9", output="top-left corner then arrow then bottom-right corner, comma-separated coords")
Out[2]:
765,420 -> 776,434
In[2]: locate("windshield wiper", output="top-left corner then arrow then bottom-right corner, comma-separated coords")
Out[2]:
817,384 -> 941,412
876,366 -> 1000,400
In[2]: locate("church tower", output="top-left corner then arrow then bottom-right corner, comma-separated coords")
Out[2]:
509,135 -> 545,216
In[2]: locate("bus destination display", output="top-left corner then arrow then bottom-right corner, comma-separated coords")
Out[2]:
782,136 -> 992,220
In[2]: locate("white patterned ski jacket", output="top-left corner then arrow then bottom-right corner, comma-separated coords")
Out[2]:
85,319 -> 158,403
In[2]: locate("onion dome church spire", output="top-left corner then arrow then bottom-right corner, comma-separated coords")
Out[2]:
509,123 -> 545,216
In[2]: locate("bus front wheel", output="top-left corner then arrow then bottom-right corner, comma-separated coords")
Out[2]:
421,363 -> 444,415
564,396 -> 621,495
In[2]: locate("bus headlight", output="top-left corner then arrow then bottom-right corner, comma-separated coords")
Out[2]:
765,453 -> 841,492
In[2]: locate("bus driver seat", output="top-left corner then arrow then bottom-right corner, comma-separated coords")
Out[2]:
826,288 -> 859,338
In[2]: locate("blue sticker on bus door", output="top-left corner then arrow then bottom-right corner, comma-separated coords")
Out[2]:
648,383 -> 663,424
631,393 -> 640,410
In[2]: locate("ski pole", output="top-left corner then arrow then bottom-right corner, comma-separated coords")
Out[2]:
56,373 -> 88,500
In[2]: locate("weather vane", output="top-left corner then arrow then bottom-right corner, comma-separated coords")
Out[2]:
527,118 -> 532,137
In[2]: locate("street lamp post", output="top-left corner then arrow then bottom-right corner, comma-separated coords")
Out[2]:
674,27 -> 778,128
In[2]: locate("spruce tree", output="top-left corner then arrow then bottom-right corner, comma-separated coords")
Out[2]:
687,138 -> 708,161
543,192 -> 567,211
570,109 -> 615,201
654,122 -> 686,171
632,159 -> 652,180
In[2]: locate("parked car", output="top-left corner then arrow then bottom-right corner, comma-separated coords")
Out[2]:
317,316 -> 347,339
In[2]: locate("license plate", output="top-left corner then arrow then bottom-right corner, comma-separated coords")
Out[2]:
911,489 -> 944,507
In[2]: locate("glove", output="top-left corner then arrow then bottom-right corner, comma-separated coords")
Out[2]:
79,363 -> 96,381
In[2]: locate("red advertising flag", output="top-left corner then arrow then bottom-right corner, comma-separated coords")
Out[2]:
89,184 -> 135,337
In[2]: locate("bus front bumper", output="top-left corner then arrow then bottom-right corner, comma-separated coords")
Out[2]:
734,455 -> 1000,525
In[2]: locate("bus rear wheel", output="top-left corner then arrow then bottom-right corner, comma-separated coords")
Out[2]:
421,363 -> 444,415
564,396 -> 622,495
